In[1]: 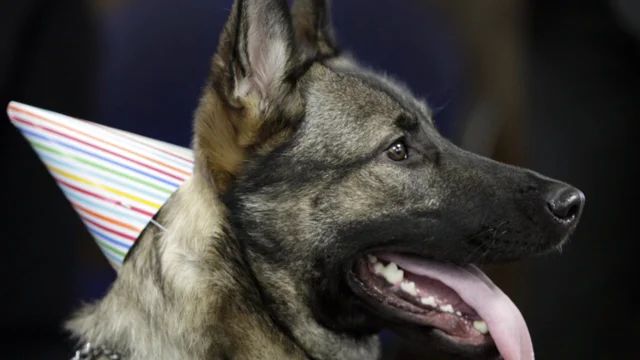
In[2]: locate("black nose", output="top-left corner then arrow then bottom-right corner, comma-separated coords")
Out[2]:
545,185 -> 585,224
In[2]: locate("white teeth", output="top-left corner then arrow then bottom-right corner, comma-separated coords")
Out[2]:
473,320 -> 489,334
369,258 -> 470,320
382,262 -> 402,284
400,281 -> 418,296
373,262 -> 385,275
373,260 -> 404,285
420,296 -> 437,307
420,299 -> 461,316
369,259 -> 467,319
440,304 -> 454,313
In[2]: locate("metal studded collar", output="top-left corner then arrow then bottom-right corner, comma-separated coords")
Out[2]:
71,343 -> 122,360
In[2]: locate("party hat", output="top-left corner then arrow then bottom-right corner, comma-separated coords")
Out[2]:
6,102 -> 194,269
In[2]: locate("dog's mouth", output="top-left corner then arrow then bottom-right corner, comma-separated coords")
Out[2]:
347,252 -> 533,360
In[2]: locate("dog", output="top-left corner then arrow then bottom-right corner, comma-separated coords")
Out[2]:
66,0 -> 584,358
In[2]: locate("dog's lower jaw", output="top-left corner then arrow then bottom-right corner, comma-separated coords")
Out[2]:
65,175 -> 380,360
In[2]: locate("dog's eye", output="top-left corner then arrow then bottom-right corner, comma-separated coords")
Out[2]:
386,140 -> 408,161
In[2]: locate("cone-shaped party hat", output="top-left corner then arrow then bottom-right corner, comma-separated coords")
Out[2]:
7,102 -> 194,269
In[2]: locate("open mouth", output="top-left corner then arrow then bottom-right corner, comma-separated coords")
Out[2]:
348,252 -> 534,360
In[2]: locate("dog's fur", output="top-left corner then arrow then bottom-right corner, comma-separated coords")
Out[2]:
67,0 -> 582,358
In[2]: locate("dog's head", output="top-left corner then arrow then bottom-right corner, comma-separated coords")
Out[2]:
193,0 -> 584,358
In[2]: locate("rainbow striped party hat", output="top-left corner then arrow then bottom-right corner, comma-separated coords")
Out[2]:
7,102 -> 194,269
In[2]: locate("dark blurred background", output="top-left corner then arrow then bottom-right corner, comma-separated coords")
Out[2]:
1,0 -> 638,358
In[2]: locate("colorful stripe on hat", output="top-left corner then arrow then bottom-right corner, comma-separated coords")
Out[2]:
6,102 -> 194,269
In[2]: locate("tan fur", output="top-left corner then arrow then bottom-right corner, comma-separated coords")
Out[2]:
67,175 -> 308,359
192,85 -> 304,192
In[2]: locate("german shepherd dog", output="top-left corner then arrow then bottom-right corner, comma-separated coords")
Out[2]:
67,0 -> 584,358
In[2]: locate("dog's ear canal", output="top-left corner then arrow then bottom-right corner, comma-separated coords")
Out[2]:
212,0 -> 299,107
291,0 -> 339,59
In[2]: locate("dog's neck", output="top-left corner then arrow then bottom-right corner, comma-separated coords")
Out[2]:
66,172 -> 379,359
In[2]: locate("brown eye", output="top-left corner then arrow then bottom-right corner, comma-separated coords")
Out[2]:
386,140 -> 408,161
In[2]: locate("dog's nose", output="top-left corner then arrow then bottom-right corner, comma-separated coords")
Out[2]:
545,185 -> 585,225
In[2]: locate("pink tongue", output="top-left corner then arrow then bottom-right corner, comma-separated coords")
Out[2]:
381,254 -> 534,360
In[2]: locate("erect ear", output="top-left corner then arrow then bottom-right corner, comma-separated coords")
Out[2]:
212,0 -> 300,108
195,0 -> 304,192
291,0 -> 339,59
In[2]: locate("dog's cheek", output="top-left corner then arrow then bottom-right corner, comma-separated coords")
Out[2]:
307,253 -> 378,334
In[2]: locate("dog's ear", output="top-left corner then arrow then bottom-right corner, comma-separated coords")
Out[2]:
195,0 -> 304,192
291,0 -> 339,58
212,0 -> 299,107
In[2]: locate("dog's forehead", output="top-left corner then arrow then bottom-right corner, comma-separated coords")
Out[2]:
291,62 -> 431,162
